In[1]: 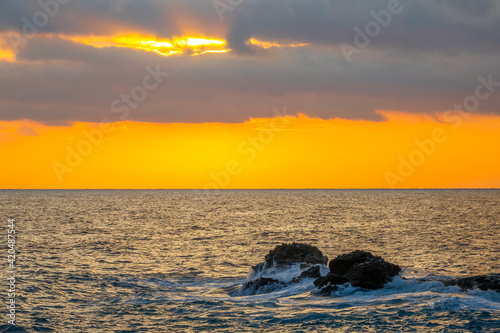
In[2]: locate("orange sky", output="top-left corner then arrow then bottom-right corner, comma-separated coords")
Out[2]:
1,2 -> 500,189
1,112 -> 499,189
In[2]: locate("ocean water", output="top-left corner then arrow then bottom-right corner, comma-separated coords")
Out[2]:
1,189 -> 499,332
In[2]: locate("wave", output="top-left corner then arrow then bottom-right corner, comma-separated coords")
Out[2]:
227,268 -> 500,312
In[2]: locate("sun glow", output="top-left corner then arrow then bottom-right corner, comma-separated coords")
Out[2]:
60,34 -> 229,56
0,48 -> 15,62
0,34 -> 16,61
0,32 -> 311,59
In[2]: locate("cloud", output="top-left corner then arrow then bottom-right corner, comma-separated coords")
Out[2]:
0,0 -> 499,124
1,36 -> 499,124
0,0 -> 225,39
224,0 -> 500,55
2,0 -> 500,54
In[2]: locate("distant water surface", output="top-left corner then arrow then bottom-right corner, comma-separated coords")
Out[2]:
1,190 -> 499,332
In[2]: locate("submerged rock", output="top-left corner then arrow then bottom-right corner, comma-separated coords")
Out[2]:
313,274 -> 349,289
239,277 -> 284,295
427,274 -> 500,292
315,250 -> 401,292
318,283 -> 338,296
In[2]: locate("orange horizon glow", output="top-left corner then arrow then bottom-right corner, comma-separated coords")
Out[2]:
1,112 -> 499,189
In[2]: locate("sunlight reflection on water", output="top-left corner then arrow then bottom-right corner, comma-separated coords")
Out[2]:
1,189 -> 499,331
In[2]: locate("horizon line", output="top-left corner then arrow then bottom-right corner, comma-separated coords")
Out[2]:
1,188 -> 499,191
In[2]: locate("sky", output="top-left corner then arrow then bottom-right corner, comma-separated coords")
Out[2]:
0,0 -> 499,189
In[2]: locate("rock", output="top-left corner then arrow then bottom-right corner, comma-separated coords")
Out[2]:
240,243 -> 328,295
329,250 -> 377,275
314,250 -> 401,291
258,243 -> 328,271
313,274 -> 349,288
239,277 -> 283,295
299,265 -> 322,279
345,257 -> 401,289
441,274 -> 500,292
241,244 -> 499,297
319,283 -> 338,296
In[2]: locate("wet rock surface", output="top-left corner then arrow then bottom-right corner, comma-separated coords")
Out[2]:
315,250 -> 401,292
297,265 -> 321,279
313,274 -> 349,289
238,244 -> 498,296
239,277 -> 284,295
253,242 -> 328,272
238,243 -> 328,295
421,274 -> 500,292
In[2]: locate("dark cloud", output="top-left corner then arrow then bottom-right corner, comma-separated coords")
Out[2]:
224,0 -> 500,55
2,0 -> 499,54
1,36 -> 499,124
0,0 -> 225,38
0,0 -> 499,123
436,0 -> 496,16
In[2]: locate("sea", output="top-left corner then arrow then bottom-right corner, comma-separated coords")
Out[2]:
0,189 -> 499,332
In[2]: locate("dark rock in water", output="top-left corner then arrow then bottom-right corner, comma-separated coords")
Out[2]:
240,244 -> 499,298
441,274 -> 500,292
243,277 -> 280,289
345,257 -> 401,289
314,250 -> 401,291
329,250 -> 375,276
239,277 -> 284,295
313,274 -> 349,288
239,243 -> 328,295
299,265 -> 322,279
318,283 -> 338,296
258,243 -> 328,271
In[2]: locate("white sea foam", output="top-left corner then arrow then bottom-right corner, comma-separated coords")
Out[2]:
224,272 -> 500,311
